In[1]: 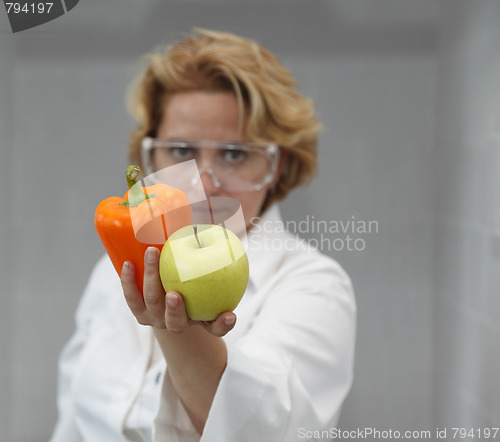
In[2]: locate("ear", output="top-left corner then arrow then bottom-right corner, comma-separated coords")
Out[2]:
273,149 -> 288,184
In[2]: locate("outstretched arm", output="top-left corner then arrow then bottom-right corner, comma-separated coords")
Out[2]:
121,246 -> 236,434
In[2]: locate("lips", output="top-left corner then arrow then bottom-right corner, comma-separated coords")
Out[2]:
192,207 -> 231,224
190,197 -> 240,225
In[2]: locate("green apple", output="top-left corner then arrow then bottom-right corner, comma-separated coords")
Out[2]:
159,224 -> 249,321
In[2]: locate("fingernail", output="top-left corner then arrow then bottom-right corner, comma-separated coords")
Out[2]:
224,314 -> 236,326
166,292 -> 178,308
122,261 -> 131,274
146,247 -> 158,263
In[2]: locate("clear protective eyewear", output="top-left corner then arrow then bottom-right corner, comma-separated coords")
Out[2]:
141,137 -> 280,193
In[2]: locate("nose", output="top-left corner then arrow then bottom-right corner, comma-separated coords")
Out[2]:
198,168 -> 221,195
192,150 -> 222,194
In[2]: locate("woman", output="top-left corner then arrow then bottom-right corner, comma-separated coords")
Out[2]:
51,28 -> 356,442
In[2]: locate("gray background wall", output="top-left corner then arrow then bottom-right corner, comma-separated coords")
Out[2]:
0,0 -> 499,441
433,0 -> 500,428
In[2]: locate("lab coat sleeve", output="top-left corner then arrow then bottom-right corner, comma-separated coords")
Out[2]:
201,255 -> 356,442
153,371 -> 203,442
50,255 -> 117,442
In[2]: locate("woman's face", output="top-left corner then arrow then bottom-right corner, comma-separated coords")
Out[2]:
155,91 -> 274,230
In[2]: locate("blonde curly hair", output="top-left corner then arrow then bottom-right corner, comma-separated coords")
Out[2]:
127,28 -> 321,212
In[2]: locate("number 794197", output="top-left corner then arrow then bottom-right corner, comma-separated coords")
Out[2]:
5,2 -> 54,14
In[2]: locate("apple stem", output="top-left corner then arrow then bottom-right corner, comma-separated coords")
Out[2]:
193,225 -> 203,248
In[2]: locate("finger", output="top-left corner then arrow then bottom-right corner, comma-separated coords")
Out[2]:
201,312 -> 237,337
164,291 -> 189,334
121,261 -> 149,323
143,247 -> 165,315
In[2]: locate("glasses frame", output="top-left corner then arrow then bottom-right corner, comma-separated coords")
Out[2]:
141,137 -> 281,192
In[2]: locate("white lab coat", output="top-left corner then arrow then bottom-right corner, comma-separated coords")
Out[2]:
50,205 -> 356,442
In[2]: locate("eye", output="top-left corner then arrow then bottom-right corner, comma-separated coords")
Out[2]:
169,147 -> 195,161
223,149 -> 247,164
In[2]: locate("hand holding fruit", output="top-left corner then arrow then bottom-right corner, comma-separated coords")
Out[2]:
97,166 -> 249,335
121,223 -> 249,337
121,245 -> 242,337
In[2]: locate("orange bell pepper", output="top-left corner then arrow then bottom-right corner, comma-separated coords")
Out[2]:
95,165 -> 192,292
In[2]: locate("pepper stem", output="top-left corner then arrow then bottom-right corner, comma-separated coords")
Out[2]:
193,225 -> 203,248
120,165 -> 150,207
126,165 -> 141,190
